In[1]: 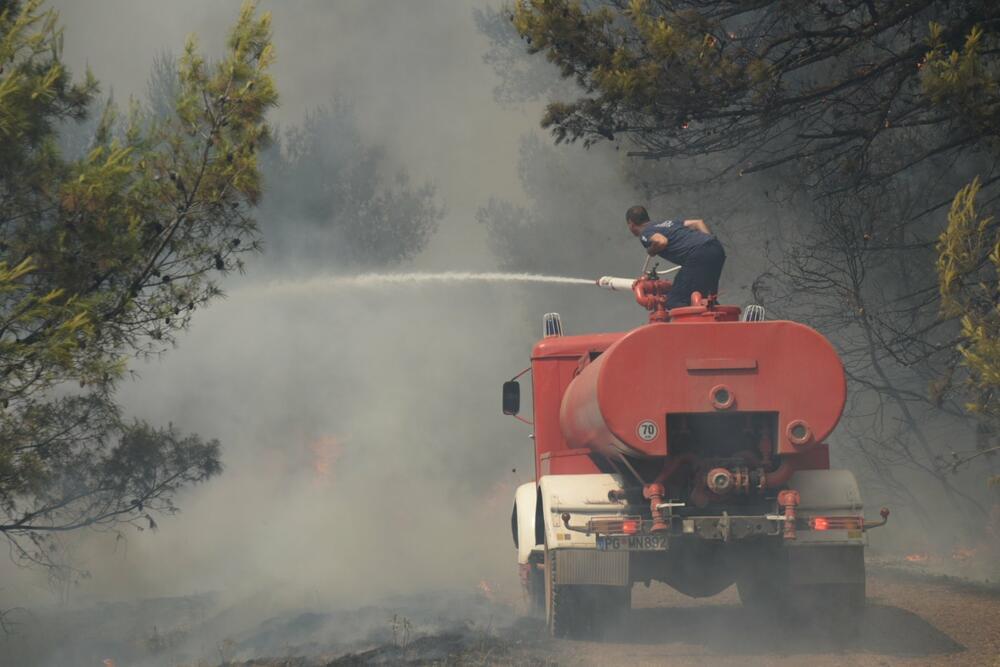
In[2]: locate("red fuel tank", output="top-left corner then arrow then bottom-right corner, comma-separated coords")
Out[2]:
558,321 -> 846,459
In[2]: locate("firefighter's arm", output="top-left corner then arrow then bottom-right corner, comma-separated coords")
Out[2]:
644,233 -> 668,256
684,219 -> 710,235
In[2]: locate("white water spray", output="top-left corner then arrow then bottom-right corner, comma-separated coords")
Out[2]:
253,271 -> 595,297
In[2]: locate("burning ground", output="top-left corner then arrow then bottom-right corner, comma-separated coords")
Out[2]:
4,564 -> 999,666
2,588 -> 525,666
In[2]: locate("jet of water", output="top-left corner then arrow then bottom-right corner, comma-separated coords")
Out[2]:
254,272 -> 594,297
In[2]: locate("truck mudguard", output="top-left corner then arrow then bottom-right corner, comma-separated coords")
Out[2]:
513,482 -> 541,565
789,469 -> 863,511
538,473 -> 628,550
788,469 -> 866,547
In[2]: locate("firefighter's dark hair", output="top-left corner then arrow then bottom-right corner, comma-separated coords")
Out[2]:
626,205 -> 650,225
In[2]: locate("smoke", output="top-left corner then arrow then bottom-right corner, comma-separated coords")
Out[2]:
67,282 -> 536,596
0,3 -> 654,661
4,2 -> 994,665
0,0 -> 809,609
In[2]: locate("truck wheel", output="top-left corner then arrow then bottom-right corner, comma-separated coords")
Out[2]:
544,549 -> 630,639
594,584 -> 631,639
790,546 -> 865,641
738,578 -> 863,639
527,562 -> 545,616
545,548 -> 585,638
736,572 -> 787,613
789,582 -> 865,640
738,546 -> 865,640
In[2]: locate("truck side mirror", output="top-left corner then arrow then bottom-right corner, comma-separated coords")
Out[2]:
502,380 -> 520,415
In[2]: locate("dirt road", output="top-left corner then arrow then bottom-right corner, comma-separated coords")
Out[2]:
512,567 -> 1000,667
10,565 -> 997,666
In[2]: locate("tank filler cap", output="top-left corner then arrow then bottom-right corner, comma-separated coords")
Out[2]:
543,312 -> 563,337
710,384 -> 735,410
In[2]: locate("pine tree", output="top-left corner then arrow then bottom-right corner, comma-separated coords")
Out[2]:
512,0 -> 1000,486
0,0 -> 276,569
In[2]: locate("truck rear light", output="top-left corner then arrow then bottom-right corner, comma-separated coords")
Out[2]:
586,516 -> 643,535
808,516 -> 862,531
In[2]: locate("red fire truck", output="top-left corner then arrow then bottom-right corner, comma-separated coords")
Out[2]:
505,271 -> 888,638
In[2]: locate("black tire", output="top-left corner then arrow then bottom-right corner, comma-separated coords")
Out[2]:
790,582 -> 865,641
545,548 -> 583,638
544,549 -> 631,639
549,582 -> 588,638
527,562 -> 545,616
594,584 -> 631,640
737,547 -> 865,640
736,571 -> 787,613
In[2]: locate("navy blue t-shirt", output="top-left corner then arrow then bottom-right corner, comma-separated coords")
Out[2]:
640,219 -> 715,265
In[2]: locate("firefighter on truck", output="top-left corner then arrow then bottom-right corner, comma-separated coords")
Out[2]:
625,205 -> 727,309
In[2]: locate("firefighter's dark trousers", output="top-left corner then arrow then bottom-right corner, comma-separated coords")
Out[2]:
665,238 -> 727,309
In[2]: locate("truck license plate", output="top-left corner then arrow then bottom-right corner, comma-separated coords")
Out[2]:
596,534 -> 668,551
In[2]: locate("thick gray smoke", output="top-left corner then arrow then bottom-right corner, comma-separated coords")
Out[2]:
4,2 -> 993,666
0,0 -> 656,656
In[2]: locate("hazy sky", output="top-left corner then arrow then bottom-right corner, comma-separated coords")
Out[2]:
52,0 -> 544,269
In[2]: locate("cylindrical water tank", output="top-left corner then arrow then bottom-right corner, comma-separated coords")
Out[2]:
559,320 -> 846,458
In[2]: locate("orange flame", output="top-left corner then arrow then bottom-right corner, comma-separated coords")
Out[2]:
478,579 -> 496,600
483,480 -> 511,510
905,552 -> 928,563
952,547 -> 977,561
309,435 -> 344,480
